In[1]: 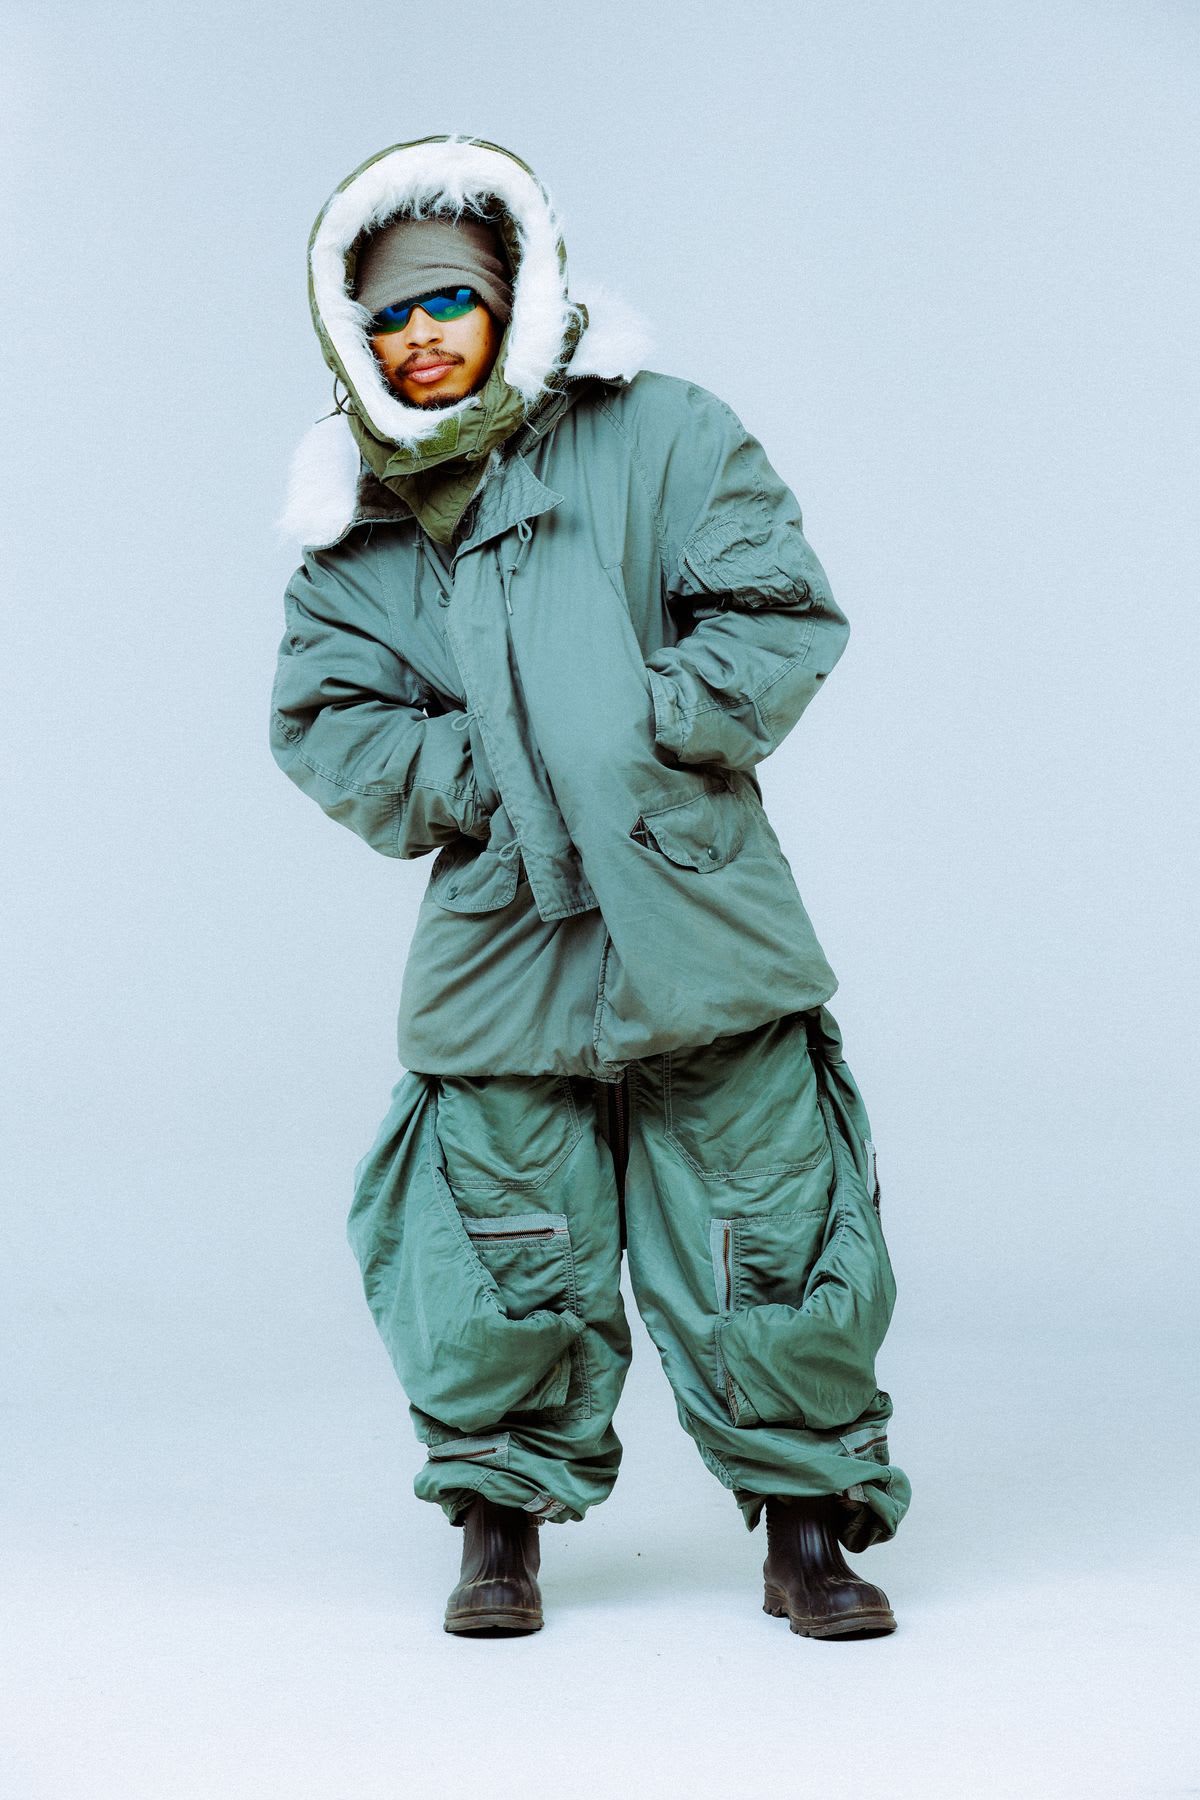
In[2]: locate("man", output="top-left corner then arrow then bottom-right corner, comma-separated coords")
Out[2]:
271,133 -> 910,1640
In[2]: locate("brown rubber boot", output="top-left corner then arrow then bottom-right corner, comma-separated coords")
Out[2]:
762,1493 -> 897,1638
443,1494 -> 544,1636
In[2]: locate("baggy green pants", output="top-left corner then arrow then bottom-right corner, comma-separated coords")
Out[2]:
348,1004 -> 911,1553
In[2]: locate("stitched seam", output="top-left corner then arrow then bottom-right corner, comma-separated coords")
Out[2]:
666,623 -> 818,726
290,747 -> 476,802
664,1049 -> 829,1179
592,933 -> 613,1056
365,530 -> 407,650
594,396 -> 670,593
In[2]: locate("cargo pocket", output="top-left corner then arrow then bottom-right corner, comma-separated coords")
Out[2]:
665,1014 -> 831,1183
629,775 -> 746,872
712,1089 -> 896,1433
709,1206 -> 829,1427
461,1212 -> 591,1419
375,1115 -> 587,1436
436,1073 -> 583,1193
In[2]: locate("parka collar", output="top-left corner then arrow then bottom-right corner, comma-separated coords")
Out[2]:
454,454 -> 565,561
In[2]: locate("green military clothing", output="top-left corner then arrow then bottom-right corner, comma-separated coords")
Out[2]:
272,134 -> 910,1552
273,366 -> 848,1077
349,1004 -> 908,1551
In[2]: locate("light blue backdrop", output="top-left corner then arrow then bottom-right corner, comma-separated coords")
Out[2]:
2,4 -> 1196,1796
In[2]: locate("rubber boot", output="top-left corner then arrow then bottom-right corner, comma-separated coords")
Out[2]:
443,1494 -> 544,1636
762,1493 -> 897,1638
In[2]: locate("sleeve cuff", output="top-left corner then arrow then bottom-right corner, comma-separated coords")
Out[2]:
645,664 -> 689,759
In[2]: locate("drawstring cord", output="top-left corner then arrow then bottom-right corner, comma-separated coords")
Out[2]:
450,708 -> 521,868
499,516 -> 536,616
315,377 -> 354,424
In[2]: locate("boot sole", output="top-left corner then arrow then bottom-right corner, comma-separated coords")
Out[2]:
444,1606 -> 544,1635
763,1582 -> 896,1638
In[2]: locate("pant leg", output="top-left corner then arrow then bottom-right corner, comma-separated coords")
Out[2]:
624,1004 -> 911,1552
347,1066 -> 632,1526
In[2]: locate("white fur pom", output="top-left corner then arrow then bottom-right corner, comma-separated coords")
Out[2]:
571,280 -> 655,381
277,412 -> 361,549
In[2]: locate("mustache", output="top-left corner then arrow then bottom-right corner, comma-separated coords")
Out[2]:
401,352 -> 463,371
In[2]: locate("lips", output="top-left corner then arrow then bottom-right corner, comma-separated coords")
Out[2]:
405,361 -> 457,385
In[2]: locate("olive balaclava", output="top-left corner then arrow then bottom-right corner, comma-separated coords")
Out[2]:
349,205 -> 536,542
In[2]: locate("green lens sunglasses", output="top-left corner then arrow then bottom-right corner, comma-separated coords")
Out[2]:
369,287 -> 480,335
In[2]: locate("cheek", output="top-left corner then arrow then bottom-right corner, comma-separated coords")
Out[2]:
371,338 -> 403,376
460,314 -> 497,371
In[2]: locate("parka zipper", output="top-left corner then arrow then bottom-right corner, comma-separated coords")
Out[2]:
710,1217 -> 735,1313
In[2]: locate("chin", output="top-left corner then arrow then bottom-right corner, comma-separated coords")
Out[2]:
401,382 -> 471,410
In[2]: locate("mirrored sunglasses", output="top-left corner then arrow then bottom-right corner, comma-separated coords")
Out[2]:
369,287 -> 480,335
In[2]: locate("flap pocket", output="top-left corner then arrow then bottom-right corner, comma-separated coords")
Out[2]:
428,838 -> 520,913
630,777 -> 746,872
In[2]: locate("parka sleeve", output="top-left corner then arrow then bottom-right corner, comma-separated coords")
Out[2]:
639,383 -> 850,771
269,545 -> 492,858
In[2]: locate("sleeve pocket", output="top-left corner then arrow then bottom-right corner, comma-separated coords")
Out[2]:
675,502 -> 813,611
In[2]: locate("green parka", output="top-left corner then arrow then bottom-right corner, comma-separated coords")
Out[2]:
272,135 -> 850,1080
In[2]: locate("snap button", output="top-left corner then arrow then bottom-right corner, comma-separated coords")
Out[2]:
447,884 -> 459,897
706,845 -> 719,860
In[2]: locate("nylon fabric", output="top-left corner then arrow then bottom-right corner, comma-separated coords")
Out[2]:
347,1003 -> 910,1551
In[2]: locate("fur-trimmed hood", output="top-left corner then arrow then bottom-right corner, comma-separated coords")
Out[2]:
281,134 -> 652,548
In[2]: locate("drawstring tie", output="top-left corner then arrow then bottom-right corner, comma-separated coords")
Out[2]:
450,708 -> 520,869
500,517 -> 535,616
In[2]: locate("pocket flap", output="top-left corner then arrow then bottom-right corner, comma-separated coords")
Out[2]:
428,840 -> 520,913
631,781 -> 746,871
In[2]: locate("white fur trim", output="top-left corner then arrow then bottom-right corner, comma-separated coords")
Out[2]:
311,136 -> 579,448
279,287 -> 652,548
277,413 -> 361,548
569,280 -> 654,381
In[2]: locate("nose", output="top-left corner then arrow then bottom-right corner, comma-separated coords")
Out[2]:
405,305 -> 442,345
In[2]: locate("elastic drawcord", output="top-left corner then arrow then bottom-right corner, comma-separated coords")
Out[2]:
496,839 -> 521,865
450,708 -> 476,733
